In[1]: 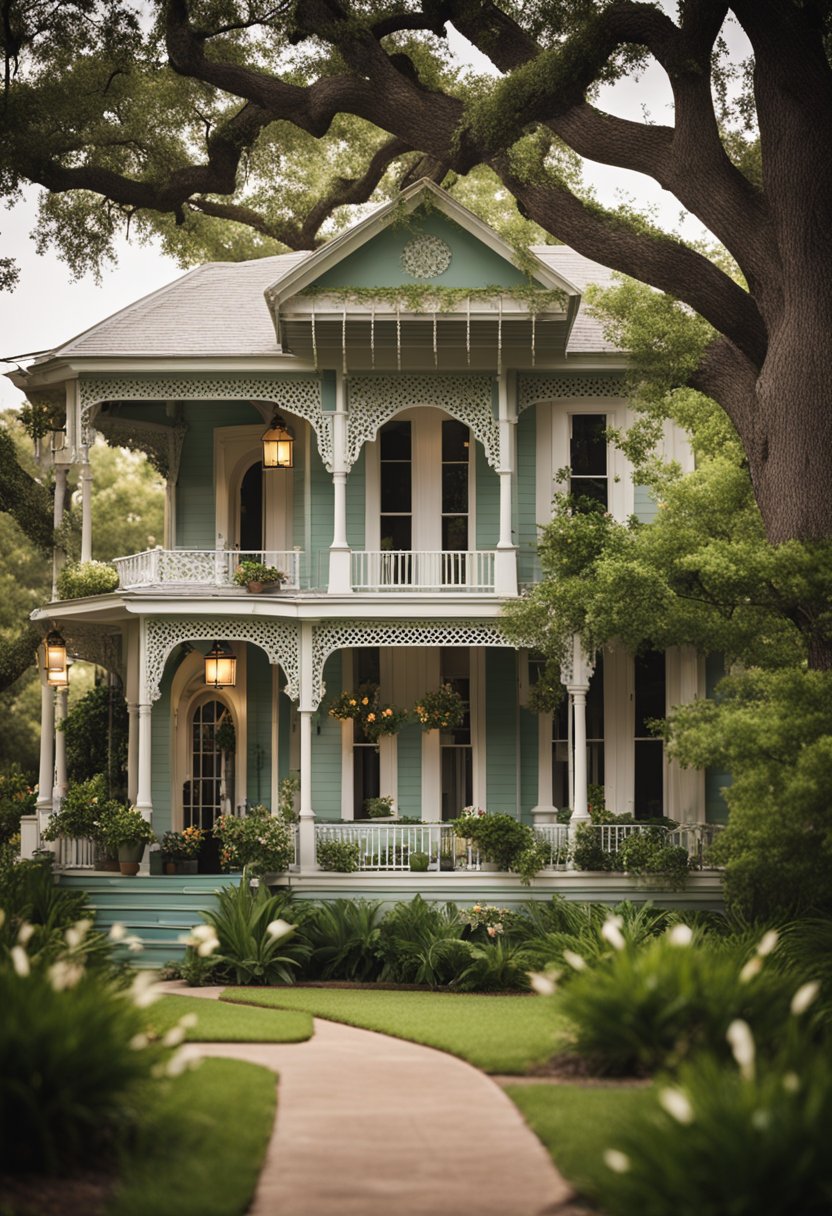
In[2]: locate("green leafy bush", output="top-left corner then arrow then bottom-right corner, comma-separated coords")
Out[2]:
618,830 -> 691,890
365,795 -> 395,819
0,765 -> 35,847
0,917 -> 177,1174
232,560 -> 286,586
596,1040 -> 832,1216
304,899 -> 384,981
56,560 -> 119,599
556,928 -> 804,1074
101,804 -> 156,850
455,812 -> 538,874
199,881 -> 309,985
214,805 -> 294,876
453,938 -> 534,992
519,898 -> 678,976
41,773 -> 119,845
376,895 -> 470,987
316,838 -> 360,872
409,851 -> 430,871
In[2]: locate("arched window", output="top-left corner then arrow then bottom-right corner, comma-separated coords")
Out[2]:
239,461 -> 263,552
185,699 -> 235,834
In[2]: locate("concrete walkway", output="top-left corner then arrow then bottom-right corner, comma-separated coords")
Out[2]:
163,983 -> 573,1216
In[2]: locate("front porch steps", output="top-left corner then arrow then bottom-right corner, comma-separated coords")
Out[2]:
58,873 -> 240,969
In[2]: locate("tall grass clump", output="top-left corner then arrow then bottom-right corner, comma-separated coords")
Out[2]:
375,895 -> 470,987
1,904 -> 192,1174
304,899 -> 384,981
596,1011 -> 832,1215
196,880 -> 309,985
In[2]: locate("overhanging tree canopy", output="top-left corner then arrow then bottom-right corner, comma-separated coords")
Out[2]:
3,1 -> 831,559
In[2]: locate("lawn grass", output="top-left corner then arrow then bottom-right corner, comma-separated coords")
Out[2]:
506,1083 -> 653,1201
221,987 -> 569,1073
148,993 -> 313,1042
108,1058 -> 275,1216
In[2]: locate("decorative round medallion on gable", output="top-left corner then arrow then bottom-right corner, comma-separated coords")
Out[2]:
400,235 -> 452,279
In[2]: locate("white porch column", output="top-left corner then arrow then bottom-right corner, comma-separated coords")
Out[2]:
52,686 -> 68,810
51,464 -> 68,600
80,445 -> 94,563
532,712 -> 557,825
297,623 -> 318,870
561,635 -> 595,846
495,371 -> 518,596
328,372 -> 353,594
125,624 -> 140,806
135,621 -> 153,822
37,673 -> 55,841
126,702 -> 139,805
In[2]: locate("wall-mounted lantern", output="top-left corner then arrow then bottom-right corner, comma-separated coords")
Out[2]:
204,641 -> 237,688
261,414 -> 294,470
44,628 -> 68,684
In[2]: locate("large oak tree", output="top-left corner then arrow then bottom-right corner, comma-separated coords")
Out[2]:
3,2 -> 832,636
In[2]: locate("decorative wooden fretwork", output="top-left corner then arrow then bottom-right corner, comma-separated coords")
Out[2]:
79,375 -> 332,469
144,617 -> 300,703
311,619 -> 511,707
345,375 -> 499,469
518,374 -> 626,413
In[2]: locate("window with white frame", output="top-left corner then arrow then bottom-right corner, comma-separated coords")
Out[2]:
440,647 -> 472,820
569,413 -> 608,509
634,650 -> 665,818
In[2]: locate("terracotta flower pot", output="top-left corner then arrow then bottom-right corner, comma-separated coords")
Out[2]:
117,841 -> 145,877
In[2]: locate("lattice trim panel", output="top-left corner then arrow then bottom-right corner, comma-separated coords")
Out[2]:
346,375 -> 499,469
311,619 -> 511,707
518,374 -> 625,413
95,416 -> 188,480
144,617 -> 300,703
63,626 -> 124,680
79,375 -> 332,470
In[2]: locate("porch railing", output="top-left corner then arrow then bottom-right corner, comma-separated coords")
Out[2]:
113,548 -> 303,591
54,835 -> 96,870
351,550 -> 496,592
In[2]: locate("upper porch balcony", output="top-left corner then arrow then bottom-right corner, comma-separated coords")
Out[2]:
112,546 -> 504,595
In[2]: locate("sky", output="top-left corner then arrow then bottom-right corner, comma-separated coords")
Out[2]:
0,17 -> 744,411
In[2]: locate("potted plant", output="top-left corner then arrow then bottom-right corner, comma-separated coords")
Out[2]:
232,560 -> 286,594
409,851 -> 429,872
160,825 -> 204,874
101,805 -> 157,876
364,795 -> 396,820
413,684 -> 465,731
454,810 -> 536,874
213,805 -> 294,878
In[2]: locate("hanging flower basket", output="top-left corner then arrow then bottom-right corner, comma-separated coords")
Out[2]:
414,684 -> 465,731
362,704 -> 409,742
328,685 -> 377,722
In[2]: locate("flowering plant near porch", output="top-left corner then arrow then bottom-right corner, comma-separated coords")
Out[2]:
328,686 -> 377,721
414,684 -> 465,731
214,805 -> 294,877
328,685 -> 409,741
362,703 -> 409,741
160,826 -> 204,859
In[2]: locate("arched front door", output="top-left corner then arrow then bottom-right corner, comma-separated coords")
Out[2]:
239,461 -> 263,552
184,699 -> 235,872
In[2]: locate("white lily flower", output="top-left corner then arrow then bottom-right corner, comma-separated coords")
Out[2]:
739,956 -> 763,984
166,1045 -> 202,1077
48,960 -> 84,991
601,915 -> 626,951
162,1025 -> 186,1047
131,971 -> 162,1008
659,1086 -> 695,1125
528,971 -> 557,997
756,929 -> 779,957
129,1033 -> 150,1051
17,921 -> 35,946
178,1012 -> 198,1029
790,981 -> 820,1016
726,1019 -> 756,1080
266,918 -> 295,941
65,918 -> 93,949
667,924 -> 693,947
603,1149 -> 631,1174
562,949 -> 587,972
108,922 -> 128,942
11,946 -> 30,977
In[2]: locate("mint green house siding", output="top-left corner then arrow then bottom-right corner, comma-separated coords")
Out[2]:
516,405 -> 537,585
396,724 -> 422,818
634,484 -> 658,524
311,212 -> 529,291
309,440 -> 335,590
277,671 -> 292,785
175,401 -> 262,549
246,645 -> 273,808
346,449 -> 366,550
475,444 -> 499,550
312,653 -> 342,820
519,709 -> 538,824
486,650 -> 518,814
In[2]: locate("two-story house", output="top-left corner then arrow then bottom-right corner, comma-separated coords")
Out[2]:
16,179 -> 722,885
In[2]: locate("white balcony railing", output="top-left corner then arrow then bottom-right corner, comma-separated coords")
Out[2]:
113,549 -> 302,592
54,835 -> 97,870
351,550 -> 496,592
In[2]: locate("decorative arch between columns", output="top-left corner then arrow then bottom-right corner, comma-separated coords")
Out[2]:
310,619 -> 514,708
78,374 -> 332,470
143,617 -> 300,703
517,373 -> 626,415
345,374 -> 500,469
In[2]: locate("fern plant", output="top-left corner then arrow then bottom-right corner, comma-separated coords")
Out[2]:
304,899 -> 384,981
202,881 -> 309,985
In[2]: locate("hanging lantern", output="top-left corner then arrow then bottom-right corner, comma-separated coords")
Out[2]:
44,628 -> 68,682
204,642 -> 237,688
261,414 -> 294,470
48,656 -> 72,688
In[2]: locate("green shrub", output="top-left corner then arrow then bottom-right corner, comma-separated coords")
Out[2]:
214,805 -> 294,876
57,560 -> 120,599
455,812 -> 538,873
556,929 -> 803,1074
304,899 -> 384,981
453,938 -> 533,992
0,930 -> 174,1174
596,1041 -> 832,1216
316,838 -> 360,872
364,795 -> 395,818
0,766 -> 35,847
41,773 -> 119,845
519,898 -> 678,976
199,880 -> 309,985
0,856 -> 114,972
409,851 -> 430,871
376,895 -> 471,987
571,823 -> 615,871
618,830 -> 691,890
